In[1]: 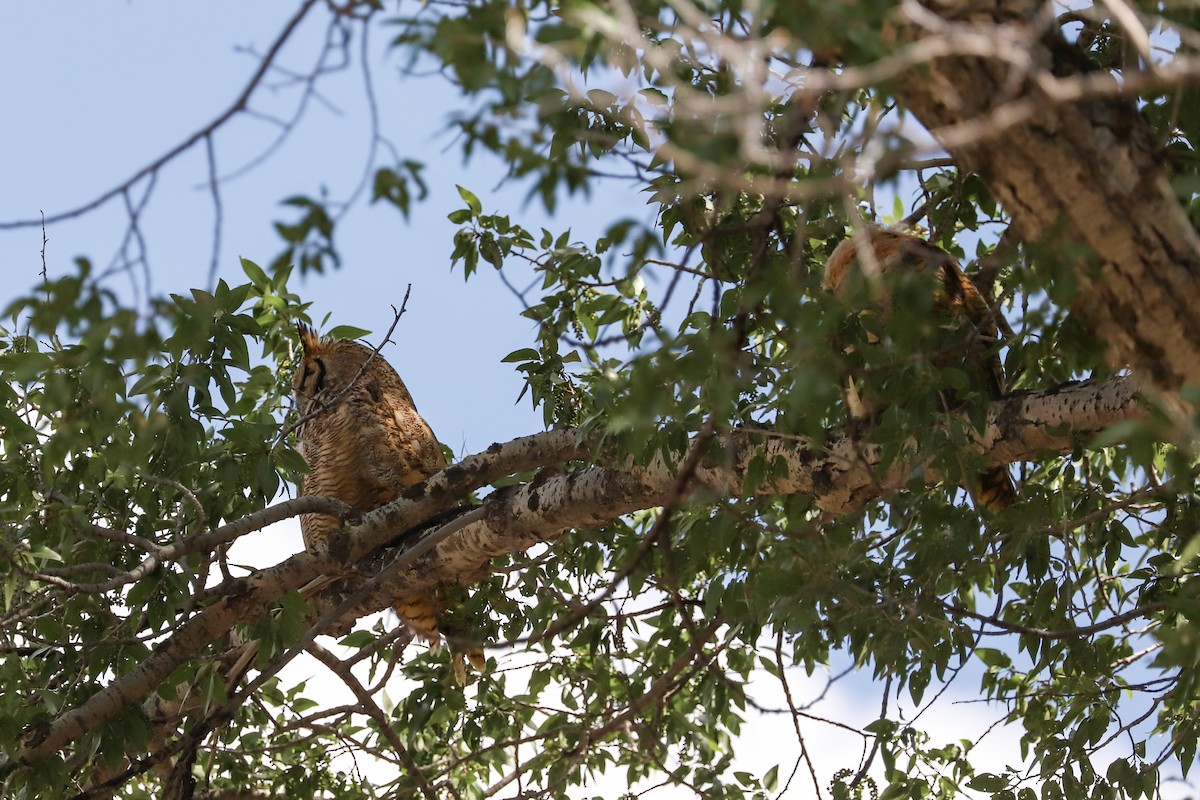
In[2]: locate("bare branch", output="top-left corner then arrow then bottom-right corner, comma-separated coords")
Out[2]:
307,643 -> 444,800
204,133 -> 223,290
0,0 -> 325,231
941,598 -> 1170,640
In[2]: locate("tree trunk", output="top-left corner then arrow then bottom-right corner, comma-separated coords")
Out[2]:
894,1 -> 1200,406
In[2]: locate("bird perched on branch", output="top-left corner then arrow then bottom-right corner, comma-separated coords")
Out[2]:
292,323 -> 485,681
822,226 -> 1017,512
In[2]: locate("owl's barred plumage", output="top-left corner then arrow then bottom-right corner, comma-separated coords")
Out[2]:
823,227 -> 1018,513
292,323 -> 484,678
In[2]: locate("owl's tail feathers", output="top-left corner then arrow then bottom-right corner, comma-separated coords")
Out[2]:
396,592 -> 484,686
394,592 -> 442,649
445,619 -> 487,686
451,646 -> 488,686
395,592 -> 488,685
463,645 -> 486,671
974,466 -> 1018,513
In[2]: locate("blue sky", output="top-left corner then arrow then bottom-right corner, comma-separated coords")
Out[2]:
0,0 -> 653,457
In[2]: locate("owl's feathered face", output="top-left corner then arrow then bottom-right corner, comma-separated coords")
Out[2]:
292,324 -> 391,417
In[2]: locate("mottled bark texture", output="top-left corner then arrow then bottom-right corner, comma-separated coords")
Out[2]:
332,377 -> 1141,625
894,0 -> 1200,403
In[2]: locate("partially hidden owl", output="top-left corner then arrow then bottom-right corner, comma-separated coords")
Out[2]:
292,323 -> 485,680
822,227 -> 1017,513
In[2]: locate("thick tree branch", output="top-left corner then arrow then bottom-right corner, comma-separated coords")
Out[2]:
891,1 -> 1200,408
17,430 -> 583,766
17,377 -> 1143,768
320,376 -> 1144,627
57,496 -> 357,594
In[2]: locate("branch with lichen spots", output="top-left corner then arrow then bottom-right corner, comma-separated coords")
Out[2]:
323,376 -> 1143,630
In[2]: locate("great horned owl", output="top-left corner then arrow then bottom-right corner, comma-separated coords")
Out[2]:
292,323 -> 484,679
823,227 -> 1017,512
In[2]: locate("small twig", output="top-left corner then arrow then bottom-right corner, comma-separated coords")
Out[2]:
845,675 -> 890,794
334,17 -> 389,219
204,133 -> 223,289
39,211 -> 48,300
37,496 -> 355,595
214,18 -> 353,186
77,506 -> 486,798
941,599 -> 1169,640
307,642 -> 447,800
0,0 -> 326,232
774,629 -> 824,799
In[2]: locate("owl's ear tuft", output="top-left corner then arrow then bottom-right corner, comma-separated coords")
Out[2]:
296,322 -> 322,352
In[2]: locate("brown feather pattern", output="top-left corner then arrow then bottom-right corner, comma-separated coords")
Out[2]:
823,228 -> 1018,512
293,324 -> 485,676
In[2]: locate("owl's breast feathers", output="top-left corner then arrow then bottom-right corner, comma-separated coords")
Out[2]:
291,329 -> 479,672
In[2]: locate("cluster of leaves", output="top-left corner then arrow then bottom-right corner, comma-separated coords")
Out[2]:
0,259 -> 328,794
432,191 -> 1199,800
375,1 -> 1200,797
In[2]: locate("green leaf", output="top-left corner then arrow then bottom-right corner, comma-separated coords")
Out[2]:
968,774 -> 1009,792
240,257 -> 269,288
27,546 -> 62,563
340,630 -> 377,648
327,325 -> 372,340
457,185 -> 482,215
502,348 -> 539,363
639,87 -> 668,105
763,764 -> 779,792
586,89 -> 617,107
976,648 -> 1011,669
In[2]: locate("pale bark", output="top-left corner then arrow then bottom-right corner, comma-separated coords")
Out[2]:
893,1 -> 1200,404
18,376 -> 1143,768
330,375 -> 1142,625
